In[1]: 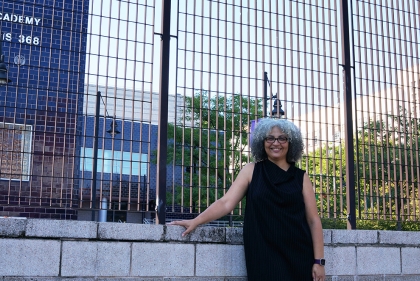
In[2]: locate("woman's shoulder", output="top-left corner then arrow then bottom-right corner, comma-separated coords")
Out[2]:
243,162 -> 256,171
236,162 -> 256,184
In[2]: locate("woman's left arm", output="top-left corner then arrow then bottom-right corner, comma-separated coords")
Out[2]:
302,172 -> 325,281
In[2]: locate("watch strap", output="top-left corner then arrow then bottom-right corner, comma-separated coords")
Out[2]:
314,258 -> 326,266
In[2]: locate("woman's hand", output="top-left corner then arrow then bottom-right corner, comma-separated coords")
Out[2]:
168,219 -> 199,237
312,264 -> 325,281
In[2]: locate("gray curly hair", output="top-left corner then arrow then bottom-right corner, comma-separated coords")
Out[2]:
250,118 -> 304,163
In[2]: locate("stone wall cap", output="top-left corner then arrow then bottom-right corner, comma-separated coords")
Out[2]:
26,219 -> 97,238
379,230 -> 420,245
99,222 -> 164,241
0,217 -> 27,237
166,225 -> 226,243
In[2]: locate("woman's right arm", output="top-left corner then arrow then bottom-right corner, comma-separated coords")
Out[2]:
168,162 -> 254,236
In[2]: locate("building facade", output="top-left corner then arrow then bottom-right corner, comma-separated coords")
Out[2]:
77,85 -> 187,222
0,0 -> 89,219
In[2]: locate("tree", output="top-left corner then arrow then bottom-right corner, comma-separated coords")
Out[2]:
301,142 -> 347,219
166,90 -> 262,218
303,106 -> 420,229
356,107 -> 420,227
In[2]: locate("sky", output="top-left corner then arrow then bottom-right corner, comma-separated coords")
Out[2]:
83,0 -> 419,121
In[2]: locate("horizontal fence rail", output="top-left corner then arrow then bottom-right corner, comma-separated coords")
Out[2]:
0,0 -> 419,230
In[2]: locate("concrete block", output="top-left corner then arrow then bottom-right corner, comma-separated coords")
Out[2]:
166,225 -> 225,243
3,279 -> 96,281
98,222 -> 164,241
331,229 -> 378,244
61,241 -> 131,277
381,274 -> 420,281
0,239 -> 60,276
226,227 -> 243,244
196,244 -> 246,277
96,242 -> 131,276
356,277 -> 386,281
131,242 -> 195,276
402,247 -> 420,274
379,231 -> 420,245
0,217 -> 26,237
383,276 -> 420,281
98,279 -> 161,281
163,277 -> 225,281
323,229 -> 332,244
61,241 -> 97,276
327,276 -> 354,281
26,219 -> 97,238
324,246 -> 356,276
357,247 -> 400,275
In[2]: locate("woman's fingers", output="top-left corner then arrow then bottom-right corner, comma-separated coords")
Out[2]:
168,220 -> 196,236
168,220 -> 186,226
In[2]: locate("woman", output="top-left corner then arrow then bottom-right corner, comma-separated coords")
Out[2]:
169,118 -> 325,281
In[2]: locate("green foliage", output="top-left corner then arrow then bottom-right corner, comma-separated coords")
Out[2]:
356,109 -> 420,227
301,143 -> 347,219
321,218 -> 420,231
306,106 -> 420,230
167,90 -> 262,213
320,218 -> 347,229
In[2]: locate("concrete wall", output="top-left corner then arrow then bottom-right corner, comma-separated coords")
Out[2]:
1,218 -> 420,280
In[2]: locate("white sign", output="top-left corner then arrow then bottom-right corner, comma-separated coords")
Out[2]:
0,13 -> 41,25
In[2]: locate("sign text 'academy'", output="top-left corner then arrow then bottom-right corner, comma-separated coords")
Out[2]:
0,13 -> 41,26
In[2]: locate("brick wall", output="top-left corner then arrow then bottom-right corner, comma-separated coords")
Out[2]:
0,0 -> 89,218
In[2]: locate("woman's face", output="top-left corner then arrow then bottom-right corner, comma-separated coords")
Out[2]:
264,127 -> 289,162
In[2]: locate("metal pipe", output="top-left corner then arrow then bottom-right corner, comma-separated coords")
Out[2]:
91,91 -> 101,221
340,0 -> 356,229
156,0 -> 171,224
263,72 -> 268,117
98,197 -> 108,222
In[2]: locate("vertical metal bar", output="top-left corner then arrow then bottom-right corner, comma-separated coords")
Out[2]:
91,91 -> 101,221
411,0 -> 420,220
340,0 -> 356,229
156,0 -> 171,224
352,2 -> 364,218
263,71 -> 268,117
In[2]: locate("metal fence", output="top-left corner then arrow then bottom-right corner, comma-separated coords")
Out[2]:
0,0 -> 419,229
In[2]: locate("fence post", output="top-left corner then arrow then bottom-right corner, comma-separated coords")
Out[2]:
156,0 -> 172,224
91,91 -> 101,221
340,0 -> 356,229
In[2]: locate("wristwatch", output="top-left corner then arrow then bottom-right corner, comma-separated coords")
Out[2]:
314,258 -> 326,266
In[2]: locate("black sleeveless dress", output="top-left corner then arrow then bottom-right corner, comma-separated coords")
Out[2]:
243,159 -> 314,280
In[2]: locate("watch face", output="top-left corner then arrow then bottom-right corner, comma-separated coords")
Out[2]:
320,259 -> 326,266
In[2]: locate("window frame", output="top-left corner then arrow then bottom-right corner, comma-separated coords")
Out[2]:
0,122 -> 33,181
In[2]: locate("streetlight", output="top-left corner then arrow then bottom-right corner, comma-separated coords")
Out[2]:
271,94 -> 285,118
91,91 -> 121,221
107,117 -> 121,137
251,73 -> 285,144
0,33 -> 12,85
263,72 -> 285,118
